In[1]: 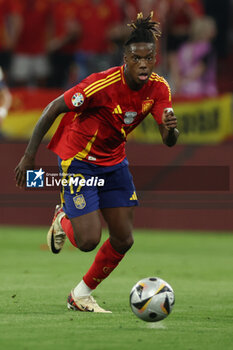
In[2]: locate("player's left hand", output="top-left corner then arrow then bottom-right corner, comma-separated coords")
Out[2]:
15,154 -> 35,188
162,108 -> 177,130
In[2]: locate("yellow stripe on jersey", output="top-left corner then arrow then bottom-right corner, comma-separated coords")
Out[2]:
149,74 -> 171,101
120,65 -> 126,84
72,112 -> 82,121
75,130 -> 98,161
85,72 -> 121,95
149,73 -> 166,83
150,73 -> 157,80
121,127 -> 126,139
83,70 -> 121,94
86,77 -> 122,98
150,73 -> 166,82
60,133 -> 98,198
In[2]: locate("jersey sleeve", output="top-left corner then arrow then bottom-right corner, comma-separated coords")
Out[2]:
64,74 -> 100,112
150,80 -> 172,125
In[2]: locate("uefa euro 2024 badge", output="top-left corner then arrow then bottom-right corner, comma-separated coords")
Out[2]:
26,168 -> 45,188
71,93 -> 84,107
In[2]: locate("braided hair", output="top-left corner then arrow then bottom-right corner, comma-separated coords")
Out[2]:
125,12 -> 161,47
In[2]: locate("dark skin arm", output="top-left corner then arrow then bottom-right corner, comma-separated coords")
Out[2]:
15,95 -> 70,188
159,108 -> 179,147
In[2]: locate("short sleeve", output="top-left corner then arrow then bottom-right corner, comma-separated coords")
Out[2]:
64,71 -> 104,112
64,85 -> 89,112
151,80 -> 172,125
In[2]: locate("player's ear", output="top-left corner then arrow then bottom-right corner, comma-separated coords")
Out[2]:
123,46 -> 130,64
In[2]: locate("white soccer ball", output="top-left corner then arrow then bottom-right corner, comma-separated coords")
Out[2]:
130,277 -> 175,322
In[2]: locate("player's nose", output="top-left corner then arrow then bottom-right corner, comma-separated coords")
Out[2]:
138,58 -> 147,68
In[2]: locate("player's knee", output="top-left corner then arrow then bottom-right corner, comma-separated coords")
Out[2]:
120,226 -> 134,251
77,237 -> 100,252
123,235 -> 134,251
71,219 -> 101,252
78,240 -> 99,252
111,233 -> 134,254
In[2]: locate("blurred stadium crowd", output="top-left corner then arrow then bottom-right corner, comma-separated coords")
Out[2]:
0,0 -> 232,95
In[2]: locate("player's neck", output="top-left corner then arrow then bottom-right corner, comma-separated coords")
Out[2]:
123,67 -> 145,91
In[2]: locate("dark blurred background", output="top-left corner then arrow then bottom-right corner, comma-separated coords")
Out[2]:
0,0 -> 232,91
0,0 -> 233,231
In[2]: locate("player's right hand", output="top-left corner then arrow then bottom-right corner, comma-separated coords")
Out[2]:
162,108 -> 177,131
15,154 -> 35,188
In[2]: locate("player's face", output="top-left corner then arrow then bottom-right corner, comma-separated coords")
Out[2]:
124,42 -> 156,89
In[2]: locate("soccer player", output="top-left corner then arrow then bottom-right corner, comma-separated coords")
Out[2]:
15,13 -> 179,313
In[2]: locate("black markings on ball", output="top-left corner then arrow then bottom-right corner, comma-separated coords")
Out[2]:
136,284 -> 144,298
163,295 -> 171,314
133,296 -> 152,310
149,278 -> 157,281
149,312 -> 157,319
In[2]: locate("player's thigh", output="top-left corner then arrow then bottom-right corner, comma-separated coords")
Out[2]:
101,206 -> 135,253
62,189 -> 102,251
70,210 -> 102,251
58,164 -> 102,250
99,165 -> 138,253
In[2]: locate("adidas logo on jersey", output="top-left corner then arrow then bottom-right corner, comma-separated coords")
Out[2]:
112,105 -> 122,114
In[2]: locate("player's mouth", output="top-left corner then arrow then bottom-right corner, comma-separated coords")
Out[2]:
138,72 -> 149,81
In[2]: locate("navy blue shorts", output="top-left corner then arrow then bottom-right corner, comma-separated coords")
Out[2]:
58,157 -> 138,219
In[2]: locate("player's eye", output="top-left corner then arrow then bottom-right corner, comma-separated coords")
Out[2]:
132,56 -> 139,62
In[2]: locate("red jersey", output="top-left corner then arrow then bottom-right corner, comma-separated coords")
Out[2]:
48,66 -> 172,166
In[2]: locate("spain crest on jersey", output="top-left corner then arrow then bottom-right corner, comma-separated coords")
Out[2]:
73,194 -> 86,209
142,99 -> 154,114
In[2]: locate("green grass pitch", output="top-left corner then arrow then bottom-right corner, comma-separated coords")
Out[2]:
0,226 -> 232,350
